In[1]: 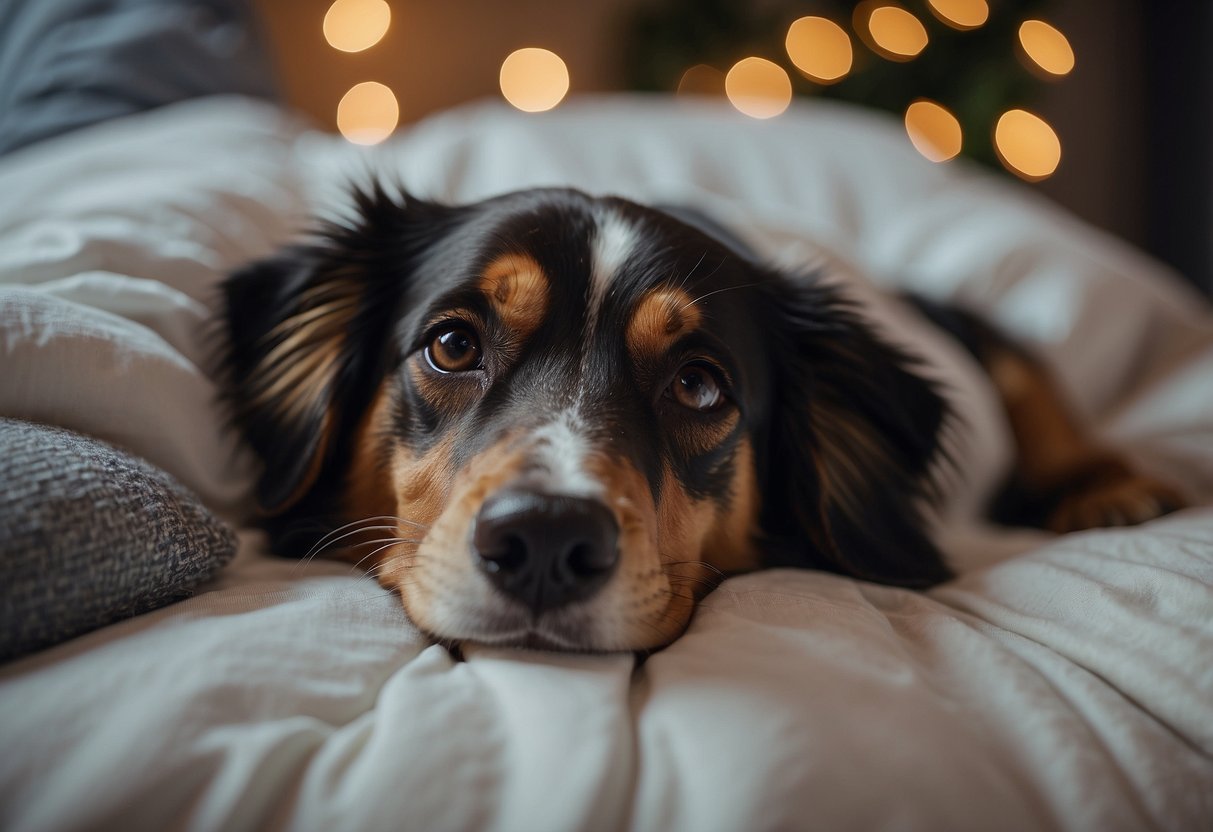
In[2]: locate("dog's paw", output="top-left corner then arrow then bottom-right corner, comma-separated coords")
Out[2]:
1046,460 -> 1186,534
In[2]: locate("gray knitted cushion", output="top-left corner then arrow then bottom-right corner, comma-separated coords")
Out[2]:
0,418 -> 237,661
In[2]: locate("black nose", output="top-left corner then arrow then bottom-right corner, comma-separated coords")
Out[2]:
472,490 -> 620,615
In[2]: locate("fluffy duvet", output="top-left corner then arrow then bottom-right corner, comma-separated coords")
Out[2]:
0,95 -> 1211,831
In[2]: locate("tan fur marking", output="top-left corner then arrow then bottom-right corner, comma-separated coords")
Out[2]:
416,435 -> 528,553
341,387 -> 398,535
391,434 -> 460,544
988,348 -> 1092,485
248,272 -> 363,423
478,254 -> 550,343
255,347 -> 340,416
341,386 -> 460,573
626,287 -> 702,362
703,438 -> 761,573
586,453 -> 696,646
655,463 -> 718,587
811,406 -> 889,512
585,454 -> 660,570
262,297 -> 358,352
245,279 -> 357,512
988,348 -> 1034,399
986,345 -> 1186,531
387,434 -> 529,625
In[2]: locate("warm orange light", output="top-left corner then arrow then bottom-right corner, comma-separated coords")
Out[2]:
323,0 -> 390,53
336,81 -> 399,145
994,109 -> 1061,180
725,57 -> 793,119
499,48 -> 570,113
904,100 -> 962,162
785,16 -> 853,84
859,4 -> 929,61
677,64 -> 725,96
926,0 -> 988,30
1018,20 -> 1075,77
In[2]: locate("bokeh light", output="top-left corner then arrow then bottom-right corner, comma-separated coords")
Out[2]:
677,64 -> 725,96
323,0 -> 390,53
336,81 -> 399,145
725,57 -> 793,119
904,100 -> 963,162
499,48 -> 570,113
1018,20 -> 1075,77
994,109 -> 1061,180
926,0 -> 989,30
859,4 -> 929,61
785,16 -> 853,84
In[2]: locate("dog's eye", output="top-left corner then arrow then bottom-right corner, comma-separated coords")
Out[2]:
668,362 -> 726,412
425,326 -> 482,373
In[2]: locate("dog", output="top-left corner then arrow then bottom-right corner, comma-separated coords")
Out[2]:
218,184 -> 1185,652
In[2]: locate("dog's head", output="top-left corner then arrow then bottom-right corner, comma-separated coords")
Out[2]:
220,185 -> 949,651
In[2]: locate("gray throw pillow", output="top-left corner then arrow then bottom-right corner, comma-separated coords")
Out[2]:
0,418 -> 237,661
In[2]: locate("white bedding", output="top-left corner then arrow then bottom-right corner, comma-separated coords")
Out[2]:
1,95 -> 1211,831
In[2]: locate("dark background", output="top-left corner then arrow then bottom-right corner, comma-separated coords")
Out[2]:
1141,3 -> 1211,296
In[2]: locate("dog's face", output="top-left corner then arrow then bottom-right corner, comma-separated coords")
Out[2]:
221,186 -> 949,651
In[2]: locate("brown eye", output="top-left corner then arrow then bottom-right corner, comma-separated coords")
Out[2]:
425,326 -> 482,373
669,362 -> 727,412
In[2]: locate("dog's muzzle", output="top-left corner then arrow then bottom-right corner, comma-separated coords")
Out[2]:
472,490 -> 620,615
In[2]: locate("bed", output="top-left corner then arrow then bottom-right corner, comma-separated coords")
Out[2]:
1,94 -> 1211,831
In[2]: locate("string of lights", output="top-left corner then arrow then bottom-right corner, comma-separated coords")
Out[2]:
318,0 -> 1072,182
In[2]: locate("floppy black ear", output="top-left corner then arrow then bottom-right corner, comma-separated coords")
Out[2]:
757,274 -> 952,587
219,184 -> 455,514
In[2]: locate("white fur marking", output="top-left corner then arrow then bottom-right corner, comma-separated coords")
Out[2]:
525,409 -> 602,498
588,210 -> 639,331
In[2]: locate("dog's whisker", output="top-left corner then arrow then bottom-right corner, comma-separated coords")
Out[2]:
679,281 -> 760,312
637,617 -> 672,647
295,515 -> 432,573
346,536 -> 423,548
660,557 -> 727,580
351,539 -> 420,570
666,576 -> 723,590
299,516 -> 399,560
676,250 -> 708,294
295,524 -> 402,572
350,539 -> 422,570
350,590 -> 401,605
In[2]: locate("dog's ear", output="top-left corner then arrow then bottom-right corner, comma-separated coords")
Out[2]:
756,273 -> 952,587
219,185 -> 455,513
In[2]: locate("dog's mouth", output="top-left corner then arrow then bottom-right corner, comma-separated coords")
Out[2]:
517,631 -> 575,651
412,599 -> 644,653
475,627 -> 586,652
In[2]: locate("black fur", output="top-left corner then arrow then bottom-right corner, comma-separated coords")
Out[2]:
757,278 -> 951,586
